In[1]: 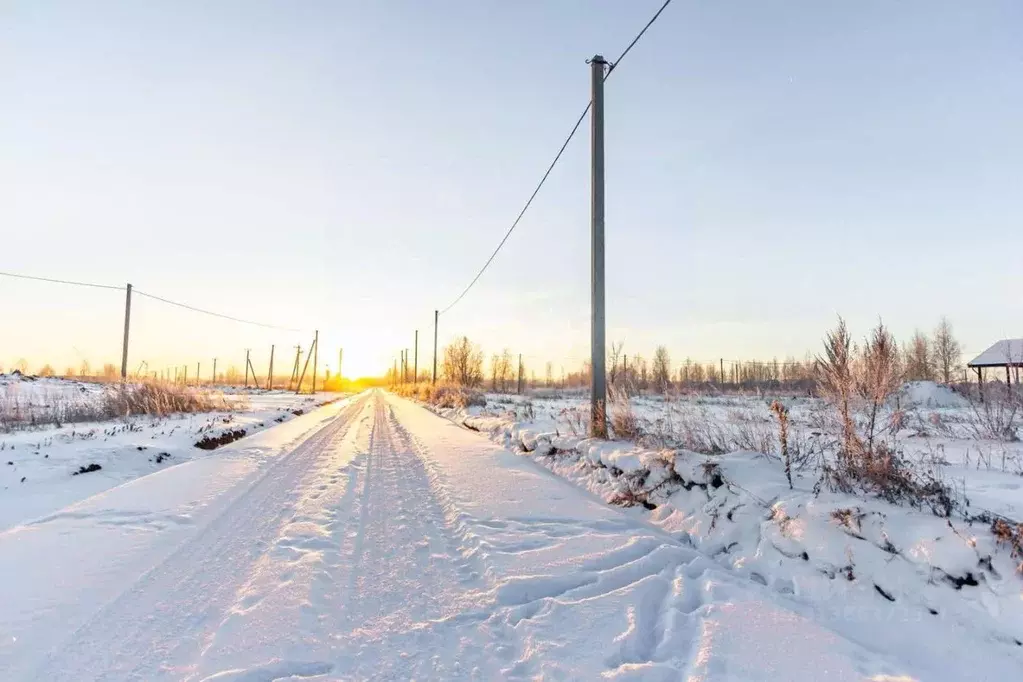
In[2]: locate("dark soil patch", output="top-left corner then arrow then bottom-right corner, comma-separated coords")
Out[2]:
73,463 -> 102,475
194,429 -> 247,450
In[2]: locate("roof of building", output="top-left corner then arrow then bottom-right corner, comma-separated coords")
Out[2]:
967,339 -> 1023,367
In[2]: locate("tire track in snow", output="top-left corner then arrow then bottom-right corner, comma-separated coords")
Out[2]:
26,394 -> 372,682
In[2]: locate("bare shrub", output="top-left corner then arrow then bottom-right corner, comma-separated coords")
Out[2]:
401,383 -> 486,410
815,318 -> 957,516
965,390 -> 1021,441
816,317 -> 860,465
855,320 -> 902,457
991,518 -> 1023,574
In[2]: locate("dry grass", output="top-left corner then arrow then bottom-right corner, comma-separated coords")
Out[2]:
0,380 -> 244,431
101,382 -> 242,418
394,383 -> 487,409
609,387 -> 641,440
991,518 -> 1023,574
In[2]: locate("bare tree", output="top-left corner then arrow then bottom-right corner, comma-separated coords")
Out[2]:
817,317 -> 858,465
635,355 -> 649,391
499,349 -> 514,392
652,346 -> 671,394
545,361 -> 553,388
904,331 -> 933,381
490,353 -> 500,391
444,336 -> 485,388
932,317 -> 962,384
608,341 -> 624,389
38,364 -> 55,377
855,320 -> 902,458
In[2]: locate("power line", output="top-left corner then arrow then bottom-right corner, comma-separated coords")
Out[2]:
439,103 -> 590,315
437,0 -> 674,316
133,289 -> 303,332
0,270 -> 121,291
606,0 -> 673,77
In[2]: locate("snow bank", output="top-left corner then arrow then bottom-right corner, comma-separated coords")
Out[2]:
421,396 -> 1023,676
901,380 -> 970,408
0,391 -> 348,530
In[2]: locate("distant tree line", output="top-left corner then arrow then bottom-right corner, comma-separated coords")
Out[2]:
400,317 -> 964,394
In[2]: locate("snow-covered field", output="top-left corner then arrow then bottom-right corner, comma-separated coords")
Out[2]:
0,375 -> 345,530
422,382 -> 1023,679
0,389 -> 975,681
2,382 -> 1022,679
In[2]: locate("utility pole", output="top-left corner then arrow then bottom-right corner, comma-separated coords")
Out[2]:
212,358 -> 217,385
400,350 -> 405,385
405,348 -> 409,383
720,358 -> 724,386
289,345 -> 302,390
518,354 -> 523,394
312,330 -> 319,394
590,54 -> 608,438
393,358 -> 397,388
267,345 -> 275,390
338,348 -> 343,389
295,333 -> 315,394
414,330 -> 418,385
244,349 -> 251,388
433,310 -> 439,385
120,283 -> 132,381
184,364 -> 188,385
196,362 -> 200,387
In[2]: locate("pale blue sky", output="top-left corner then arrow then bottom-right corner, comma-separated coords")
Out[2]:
2,1 -> 1021,377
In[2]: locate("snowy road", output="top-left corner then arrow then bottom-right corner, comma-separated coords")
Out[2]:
1,391 -> 915,680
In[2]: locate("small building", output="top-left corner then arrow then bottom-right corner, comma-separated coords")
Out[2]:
967,339 -> 1023,392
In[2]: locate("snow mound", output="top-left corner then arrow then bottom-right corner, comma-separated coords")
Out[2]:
901,381 -> 969,408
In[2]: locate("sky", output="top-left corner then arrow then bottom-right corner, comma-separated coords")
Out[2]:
2,0 -> 1021,379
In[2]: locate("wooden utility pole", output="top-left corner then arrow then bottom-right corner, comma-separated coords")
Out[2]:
196,362 -> 200,387
267,345 -> 275,390
120,283 -> 132,381
244,349 -> 251,388
312,330 -> 319,394
295,333 -> 315,394
338,348 -> 343,389
289,345 -> 302,390
433,310 -> 438,385
183,365 -> 188,385
414,330 -> 418,385
212,358 -> 217,385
